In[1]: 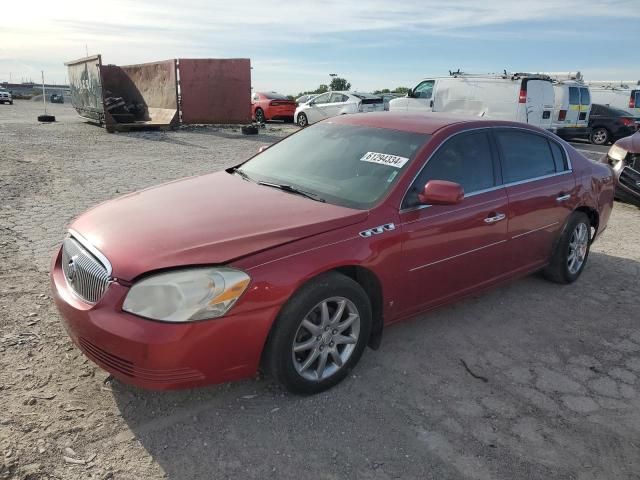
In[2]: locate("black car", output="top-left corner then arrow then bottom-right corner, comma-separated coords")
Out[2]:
589,104 -> 637,145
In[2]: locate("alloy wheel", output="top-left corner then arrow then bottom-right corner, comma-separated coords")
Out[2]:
567,222 -> 589,274
291,296 -> 360,382
592,128 -> 608,145
255,109 -> 265,123
297,113 -> 308,127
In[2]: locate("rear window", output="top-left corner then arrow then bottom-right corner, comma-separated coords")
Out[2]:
580,88 -> 591,105
262,92 -> 288,100
634,91 -> 640,107
496,131 -> 557,183
569,87 -> 580,105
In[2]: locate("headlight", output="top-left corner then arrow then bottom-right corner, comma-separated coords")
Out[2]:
122,267 -> 250,322
608,144 -> 627,162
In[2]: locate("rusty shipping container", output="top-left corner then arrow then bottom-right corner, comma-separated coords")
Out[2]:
65,55 -> 251,131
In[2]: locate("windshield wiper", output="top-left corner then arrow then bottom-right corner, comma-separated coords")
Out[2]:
230,167 -> 253,182
257,181 -> 326,203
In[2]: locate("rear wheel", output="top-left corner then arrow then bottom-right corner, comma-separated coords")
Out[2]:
264,272 -> 371,394
590,127 -> 610,145
297,112 -> 308,127
543,212 -> 591,284
254,108 -> 265,123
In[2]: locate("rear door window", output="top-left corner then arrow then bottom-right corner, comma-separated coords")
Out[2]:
549,141 -> 568,172
569,87 -> 580,105
634,91 -> 640,108
404,131 -> 496,207
580,88 -> 591,105
495,131 -> 557,183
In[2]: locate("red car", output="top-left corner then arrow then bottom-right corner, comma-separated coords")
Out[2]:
51,113 -> 614,394
251,91 -> 296,123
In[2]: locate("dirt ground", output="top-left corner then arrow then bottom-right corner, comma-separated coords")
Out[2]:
1,101 -> 639,480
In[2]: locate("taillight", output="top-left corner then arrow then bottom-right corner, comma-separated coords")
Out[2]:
630,94 -> 636,109
270,101 -> 280,106
558,110 -> 567,121
518,87 -> 527,103
620,118 -> 634,127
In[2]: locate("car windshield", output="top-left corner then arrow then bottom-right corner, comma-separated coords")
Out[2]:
238,123 -> 429,209
610,107 -> 634,117
263,92 -> 288,100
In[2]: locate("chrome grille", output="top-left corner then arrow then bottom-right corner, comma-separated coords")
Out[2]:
619,167 -> 640,195
62,236 -> 111,303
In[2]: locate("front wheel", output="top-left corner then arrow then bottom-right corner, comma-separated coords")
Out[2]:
543,212 -> 591,284
264,272 -> 372,394
297,112 -> 308,127
590,127 -> 610,145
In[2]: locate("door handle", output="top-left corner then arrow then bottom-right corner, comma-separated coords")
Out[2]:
484,213 -> 506,224
556,193 -> 571,202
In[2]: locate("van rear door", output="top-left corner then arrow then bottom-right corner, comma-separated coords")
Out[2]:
524,80 -> 553,129
578,87 -> 591,127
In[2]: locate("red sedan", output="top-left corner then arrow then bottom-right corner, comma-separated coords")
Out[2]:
51,113 -> 614,394
251,91 -> 296,123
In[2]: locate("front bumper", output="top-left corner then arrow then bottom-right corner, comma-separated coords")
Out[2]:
51,248 -> 279,390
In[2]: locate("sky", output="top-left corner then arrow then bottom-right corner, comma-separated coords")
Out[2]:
1,0 -> 638,95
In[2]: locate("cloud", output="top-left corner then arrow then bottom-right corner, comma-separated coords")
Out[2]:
1,0 -> 638,92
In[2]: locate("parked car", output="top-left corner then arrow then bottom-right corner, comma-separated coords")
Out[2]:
588,104 -> 637,145
587,81 -> 640,122
601,131 -> 640,206
295,91 -> 384,127
296,94 -> 318,105
0,88 -> 13,104
538,72 -> 591,139
50,93 -> 64,104
251,92 -> 296,123
51,112 -> 614,394
388,72 -> 555,130
380,93 -> 401,111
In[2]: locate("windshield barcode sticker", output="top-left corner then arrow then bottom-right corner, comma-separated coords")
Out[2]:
360,152 -> 409,168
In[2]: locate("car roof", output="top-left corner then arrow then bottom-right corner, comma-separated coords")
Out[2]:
328,111 -> 537,135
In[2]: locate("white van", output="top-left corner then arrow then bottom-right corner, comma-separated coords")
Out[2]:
587,81 -> 640,122
388,72 -> 555,130
538,72 -> 591,139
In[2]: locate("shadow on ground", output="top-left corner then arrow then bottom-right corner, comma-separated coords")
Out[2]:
112,251 -> 640,479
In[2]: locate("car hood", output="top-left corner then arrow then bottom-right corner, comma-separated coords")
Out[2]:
70,171 -> 368,281
615,132 -> 640,153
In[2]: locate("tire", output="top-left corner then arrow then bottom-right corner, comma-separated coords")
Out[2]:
297,112 -> 308,128
543,212 -> 591,284
9,101 -> 13,105
590,127 -> 610,145
241,125 -> 259,135
37,114 -> 56,122
264,272 -> 372,394
254,108 -> 265,124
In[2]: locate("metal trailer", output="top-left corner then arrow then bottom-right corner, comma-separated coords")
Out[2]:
65,55 -> 251,132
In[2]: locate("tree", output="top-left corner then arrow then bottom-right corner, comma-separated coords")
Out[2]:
314,84 -> 329,94
373,88 -> 391,94
393,86 -> 410,95
329,77 -> 351,91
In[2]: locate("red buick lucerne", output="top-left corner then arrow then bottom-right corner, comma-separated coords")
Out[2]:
51,113 -> 614,394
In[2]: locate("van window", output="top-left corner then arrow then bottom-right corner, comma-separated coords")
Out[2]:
413,80 -> 435,99
404,132 -> 495,207
580,88 -> 591,105
634,91 -> 640,108
495,131 -> 557,183
569,87 -> 580,105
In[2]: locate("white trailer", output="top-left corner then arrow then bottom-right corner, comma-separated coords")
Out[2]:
586,81 -> 640,122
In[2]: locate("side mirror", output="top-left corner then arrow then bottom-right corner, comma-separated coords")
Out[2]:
418,180 -> 464,205
258,145 -> 269,153
406,90 -> 414,98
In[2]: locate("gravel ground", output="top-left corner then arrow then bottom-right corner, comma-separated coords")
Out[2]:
1,101 -> 640,480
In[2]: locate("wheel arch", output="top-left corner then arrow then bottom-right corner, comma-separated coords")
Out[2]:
573,205 -> 600,238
